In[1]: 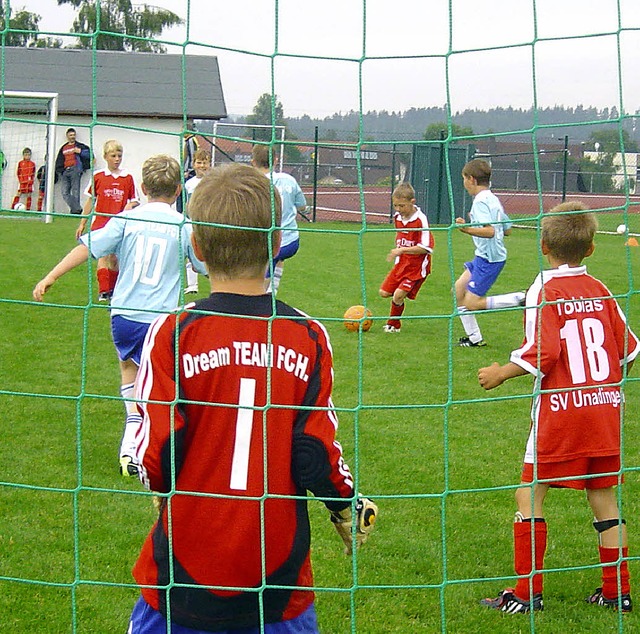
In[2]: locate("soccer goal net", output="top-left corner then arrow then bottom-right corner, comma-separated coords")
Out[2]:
0,91 -> 57,221
2,3 -> 639,633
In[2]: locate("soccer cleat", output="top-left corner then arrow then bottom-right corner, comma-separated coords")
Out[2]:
119,455 -> 140,478
383,325 -> 401,333
98,291 -> 113,302
516,291 -> 527,307
458,336 -> 487,347
586,587 -> 632,613
480,588 -> 543,614
185,285 -> 198,294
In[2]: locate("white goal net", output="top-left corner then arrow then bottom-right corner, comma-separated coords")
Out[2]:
0,91 -> 58,222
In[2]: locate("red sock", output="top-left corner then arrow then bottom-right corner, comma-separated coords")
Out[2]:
12,196 -> 20,208
26,196 -> 32,210
38,193 -> 44,211
97,267 -> 110,294
108,268 -> 119,292
514,519 -> 547,600
600,546 -> 630,598
387,301 -> 405,329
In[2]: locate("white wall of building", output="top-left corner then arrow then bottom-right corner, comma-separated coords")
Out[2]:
1,116 -> 184,213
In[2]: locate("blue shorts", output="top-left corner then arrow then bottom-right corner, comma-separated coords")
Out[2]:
464,256 -> 505,297
266,239 -> 300,279
111,315 -> 151,366
128,596 -> 319,634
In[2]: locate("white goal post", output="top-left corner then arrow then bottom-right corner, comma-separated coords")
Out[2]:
1,90 -> 58,223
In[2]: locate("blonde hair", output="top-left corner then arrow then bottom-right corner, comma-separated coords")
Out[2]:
462,159 -> 491,186
251,144 -> 277,169
188,163 -> 281,278
542,201 -> 597,264
141,154 -> 181,199
103,139 -> 123,156
392,182 -> 415,201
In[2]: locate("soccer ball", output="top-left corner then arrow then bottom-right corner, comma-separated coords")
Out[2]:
616,224 -> 627,235
13,202 -> 26,211
344,305 -> 373,332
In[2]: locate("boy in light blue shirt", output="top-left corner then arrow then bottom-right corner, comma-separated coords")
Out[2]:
454,159 -> 523,347
33,154 -> 206,476
251,144 -> 306,294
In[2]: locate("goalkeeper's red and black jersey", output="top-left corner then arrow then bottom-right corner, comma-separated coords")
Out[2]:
132,292 -> 354,632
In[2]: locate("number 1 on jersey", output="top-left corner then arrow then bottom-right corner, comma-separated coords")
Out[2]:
230,378 -> 257,491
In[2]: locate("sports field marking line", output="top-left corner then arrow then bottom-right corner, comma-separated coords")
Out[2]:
315,206 -> 388,217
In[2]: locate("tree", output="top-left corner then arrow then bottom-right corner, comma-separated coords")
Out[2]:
57,0 -> 182,53
424,122 -> 473,141
0,6 -> 41,47
246,93 -> 302,163
246,93 -> 286,141
587,129 -> 638,153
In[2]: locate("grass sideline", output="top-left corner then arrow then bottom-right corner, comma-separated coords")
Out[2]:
0,214 -> 638,633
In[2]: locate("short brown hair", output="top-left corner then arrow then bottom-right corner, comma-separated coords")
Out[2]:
462,159 -> 491,186
193,148 -> 211,164
141,154 -> 181,199
188,163 -> 281,278
251,144 -> 276,169
542,201 -> 597,264
392,182 -> 415,200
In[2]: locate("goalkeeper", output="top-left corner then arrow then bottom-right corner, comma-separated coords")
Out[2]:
128,163 -> 377,634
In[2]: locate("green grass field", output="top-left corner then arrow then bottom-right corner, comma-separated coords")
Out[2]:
0,213 -> 639,633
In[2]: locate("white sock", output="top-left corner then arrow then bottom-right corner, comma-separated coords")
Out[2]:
186,261 -> 198,288
120,412 -> 142,458
458,306 -> 482,343
120,382 -> 137,416
486,291 -> 525,310
268,263 -> 284,295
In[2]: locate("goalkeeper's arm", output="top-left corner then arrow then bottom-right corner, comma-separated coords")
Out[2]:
330,496 -> 378,555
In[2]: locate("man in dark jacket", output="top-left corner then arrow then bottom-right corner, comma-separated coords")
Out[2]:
55,128 -> 91,214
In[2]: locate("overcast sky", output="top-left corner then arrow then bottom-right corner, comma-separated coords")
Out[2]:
20,0 -> 640,119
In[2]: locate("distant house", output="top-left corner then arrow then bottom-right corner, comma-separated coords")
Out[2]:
0,46 -> 226,212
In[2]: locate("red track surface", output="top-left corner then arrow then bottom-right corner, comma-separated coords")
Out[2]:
303,187 -> 640,224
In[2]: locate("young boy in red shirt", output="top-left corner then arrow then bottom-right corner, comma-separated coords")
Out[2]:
12,147 -> 36,210
76,139 -> 139,301
379,182 -> 434,332
127,163 -> 377,633
478,202 -> 638,614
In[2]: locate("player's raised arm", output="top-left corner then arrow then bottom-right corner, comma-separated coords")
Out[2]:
33,244 -> 90,301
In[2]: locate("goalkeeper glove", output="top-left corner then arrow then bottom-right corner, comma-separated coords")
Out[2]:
330,497 -> 378,555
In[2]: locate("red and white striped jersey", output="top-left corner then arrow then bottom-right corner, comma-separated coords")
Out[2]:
511,264 -> 639,463
132,293 -> 355,631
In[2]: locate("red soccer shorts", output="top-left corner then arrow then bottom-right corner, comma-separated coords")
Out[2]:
522,455 -> 622,489
380,268 -> 426,300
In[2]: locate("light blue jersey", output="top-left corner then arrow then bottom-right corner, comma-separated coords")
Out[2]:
80,202 -> 207,323
267,172 -> 306,248
469,189 -> 507,263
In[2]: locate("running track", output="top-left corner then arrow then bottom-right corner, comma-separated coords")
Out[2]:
303,187 -> 640,224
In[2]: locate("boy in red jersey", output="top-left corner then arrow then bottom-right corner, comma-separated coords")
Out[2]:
128,163 -> 377,634
12,147 -> 36,210
478,202 -> 638,615
76,139 -> 139,301
379,182 -> 434,332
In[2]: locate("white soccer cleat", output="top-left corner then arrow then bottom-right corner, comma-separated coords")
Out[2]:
383,325 -> 400,333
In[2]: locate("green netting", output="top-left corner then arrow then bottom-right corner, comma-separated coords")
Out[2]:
1,1 -> 640,632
